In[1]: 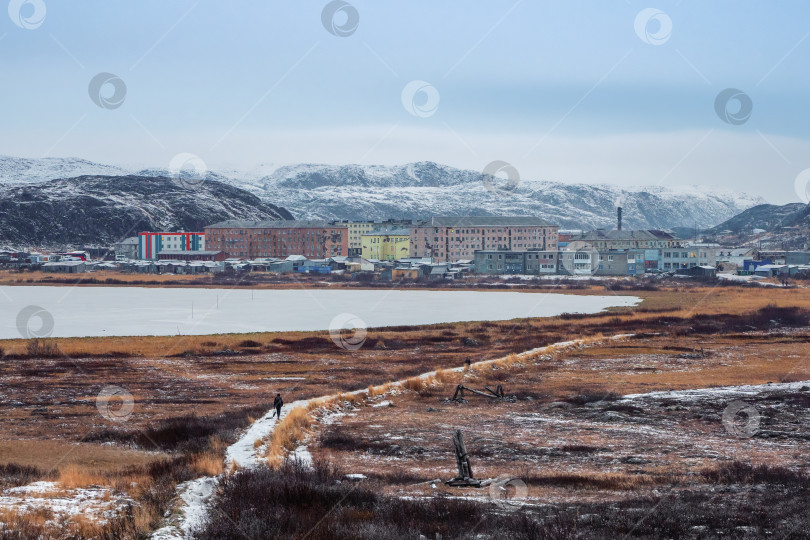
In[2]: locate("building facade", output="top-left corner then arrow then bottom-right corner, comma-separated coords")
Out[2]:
114,237 -> 139,260
204,220 -> 348,259
570,229 -> 681,250
661,246 -> 720,271
556,249 -> 646,276
474,250 -> 558,275
361,229 -> 410,261
156,250 -> 227,262
138,232 -> 205,260
411,217 -> 559,263
346,220 -> 413,256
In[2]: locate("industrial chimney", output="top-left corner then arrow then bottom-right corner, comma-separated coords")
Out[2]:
617,207 -> 623,231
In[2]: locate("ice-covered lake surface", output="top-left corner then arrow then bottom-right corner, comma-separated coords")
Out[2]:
1,286 -> 640,339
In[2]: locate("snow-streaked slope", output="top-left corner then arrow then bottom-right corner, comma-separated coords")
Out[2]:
0,175 -> 292,247
0,155 -> 132,185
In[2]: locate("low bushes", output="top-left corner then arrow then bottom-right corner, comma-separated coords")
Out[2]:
88,404 -> 273,453
702,461 -> 808,487
25,339 -> 61,358
194,460 -> 548,540
0,463 -> 51,489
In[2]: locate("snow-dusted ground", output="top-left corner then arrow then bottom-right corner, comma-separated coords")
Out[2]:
225,400 -> 309,469
0,286 -> 639,339
622,380 -> 810,402
0,481 -> 131,525
717,273 -> 781,287
152,400 -> 309,539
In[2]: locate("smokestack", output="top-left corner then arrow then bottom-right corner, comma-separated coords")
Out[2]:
617,207 -> 623,231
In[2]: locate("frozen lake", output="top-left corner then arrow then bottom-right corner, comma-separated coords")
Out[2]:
1,286 -> 640,339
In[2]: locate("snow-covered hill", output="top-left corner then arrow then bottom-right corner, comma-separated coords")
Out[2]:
0,175 -> 292,248
0,157 -> 766,231
0,156 -> 132,185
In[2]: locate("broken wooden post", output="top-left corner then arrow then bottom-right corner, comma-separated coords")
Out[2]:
454,429 -> 472,479
445,430 -> 483,487
483,384 -> 505,398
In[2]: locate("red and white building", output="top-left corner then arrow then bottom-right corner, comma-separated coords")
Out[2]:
138,231 -> 206,260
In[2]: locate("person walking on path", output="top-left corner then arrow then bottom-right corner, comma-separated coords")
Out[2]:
273,393 -> 283,420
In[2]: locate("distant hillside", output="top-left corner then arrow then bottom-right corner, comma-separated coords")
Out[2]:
0,175 -> 292,248
784,204 -> 810,228
707,203 -> 808,234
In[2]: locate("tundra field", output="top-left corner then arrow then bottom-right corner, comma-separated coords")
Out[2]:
1,280 -> 809,539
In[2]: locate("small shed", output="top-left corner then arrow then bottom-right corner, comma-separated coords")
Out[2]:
675,265 -> 717,278
41,260 -> 86,273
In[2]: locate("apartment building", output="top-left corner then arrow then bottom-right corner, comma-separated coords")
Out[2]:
661,246 -> 719,271
204,220 -> 348,259
410,217 -> 558,263
361,228 -> 410,261
474,250 -> 558,275
346,220 -> 413,256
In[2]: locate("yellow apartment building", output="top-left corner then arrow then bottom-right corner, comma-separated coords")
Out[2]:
361,228 -> 411,261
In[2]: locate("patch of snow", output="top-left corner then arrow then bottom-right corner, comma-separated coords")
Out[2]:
292,445 -> 313,468
150,477 -> 219,540
717,274 -> 779,287
0,482 -> 130,525
622,380 -> 810,402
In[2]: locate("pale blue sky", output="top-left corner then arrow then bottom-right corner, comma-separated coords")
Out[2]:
2,1 -> 809,202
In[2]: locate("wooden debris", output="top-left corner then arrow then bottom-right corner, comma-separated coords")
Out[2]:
451,383 -> 505,402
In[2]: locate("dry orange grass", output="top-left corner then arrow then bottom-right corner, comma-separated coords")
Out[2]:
265,407 -> 312,466
191,453 -> 224,477
0,269 -> 209,285
0,440 -> 163,472
57,465 -> 107,489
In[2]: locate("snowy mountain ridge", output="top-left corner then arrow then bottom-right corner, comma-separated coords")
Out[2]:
0,156 -> 765,231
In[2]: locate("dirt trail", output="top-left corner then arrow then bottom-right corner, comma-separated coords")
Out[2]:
149,334 -> 633,539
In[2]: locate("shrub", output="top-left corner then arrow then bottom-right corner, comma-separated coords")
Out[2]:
25,339 -> 60,358
702,461 -> 808,486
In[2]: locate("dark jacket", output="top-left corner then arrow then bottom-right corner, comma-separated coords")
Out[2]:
274,396 -> 283,409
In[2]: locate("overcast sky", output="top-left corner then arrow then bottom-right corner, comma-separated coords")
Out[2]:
2,1 -> 809,203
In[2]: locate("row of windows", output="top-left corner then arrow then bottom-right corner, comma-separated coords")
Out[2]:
486,253 -> 556,260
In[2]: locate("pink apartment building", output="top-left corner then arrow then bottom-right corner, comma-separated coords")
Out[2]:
410,216 -> 558,263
